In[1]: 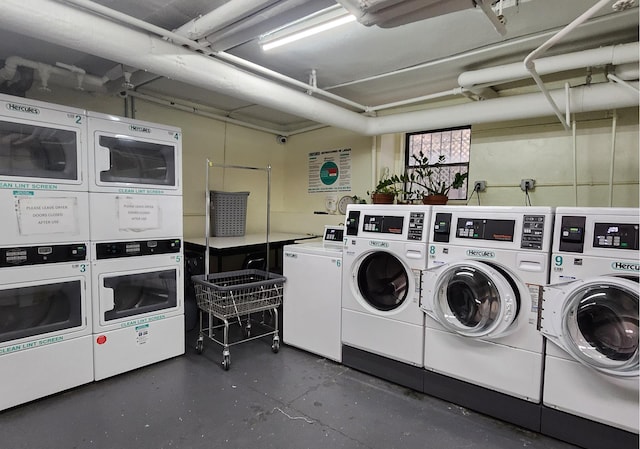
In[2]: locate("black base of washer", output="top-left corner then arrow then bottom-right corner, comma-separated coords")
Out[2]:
540,406 -> 638,449
422,369 -> 541,432
341,345 -> 423,392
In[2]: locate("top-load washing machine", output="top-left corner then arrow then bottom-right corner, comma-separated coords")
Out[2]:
539,207 -> 638,449
283,226 -> 344,362
422,206 -> 553,431
341,204 -> 430,389
0,94 -> 90,247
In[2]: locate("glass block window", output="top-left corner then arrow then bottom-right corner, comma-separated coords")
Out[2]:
404,126 -> 471,200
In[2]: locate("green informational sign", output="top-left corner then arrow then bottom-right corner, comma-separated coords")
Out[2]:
308,148 -> 351,192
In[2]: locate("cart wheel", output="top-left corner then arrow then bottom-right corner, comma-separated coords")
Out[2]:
271,337 -> 280,353
222,353 -> 231,370
195,339 -> 204,354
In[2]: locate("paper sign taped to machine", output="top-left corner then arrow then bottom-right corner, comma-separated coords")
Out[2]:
118,197 -> 160,231
16,197 -> 78,236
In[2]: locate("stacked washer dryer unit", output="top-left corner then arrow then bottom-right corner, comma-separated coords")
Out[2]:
539,207 -> 638,449
87,111 -> 184,380
422,206 -> 554,431
341,204 -> 430,390
0,94 -> 93,410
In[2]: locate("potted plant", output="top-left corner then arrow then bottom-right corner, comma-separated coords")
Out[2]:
368,174 -> 401,204
405,151 -> 468,205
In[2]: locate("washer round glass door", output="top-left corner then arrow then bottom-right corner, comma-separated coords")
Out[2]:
430,261 -> 522,338
562,276 -> 639,377
355,251 -> 409,311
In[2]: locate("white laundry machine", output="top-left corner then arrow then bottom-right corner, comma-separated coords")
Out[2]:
283,226 -> 343,362
0,93 -> 87,191
539,207 -> 638,449
341,204 -> 430,390
87,111 -> 181,195
422,206 -> 553,431
92,239 -> 184,380
0,94 -> 90,246
0,242 -> 92,411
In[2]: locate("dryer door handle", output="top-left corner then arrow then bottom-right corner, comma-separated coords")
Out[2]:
101,286 -> 115,312
94,141 -> 112,177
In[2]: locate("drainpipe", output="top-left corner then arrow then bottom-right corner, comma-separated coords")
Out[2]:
0,56 -> 108,92
523,0 -> 625,130
608,112 -> 618,206
572,120 -> 578,206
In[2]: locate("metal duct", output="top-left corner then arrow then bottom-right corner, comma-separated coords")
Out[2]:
0,0 -> 637,136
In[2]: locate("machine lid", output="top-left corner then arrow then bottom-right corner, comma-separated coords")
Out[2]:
356,251 -> 409,312
559,276 -> 639,377
428,260 -> 522,338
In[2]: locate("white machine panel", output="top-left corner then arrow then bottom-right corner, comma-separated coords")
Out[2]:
0,253 -> 92,410
0,93 -> 87,191
283,242 -> 342,362
89,192 -> 182,242
87,112 -> 182,195
0,189 -> 89,246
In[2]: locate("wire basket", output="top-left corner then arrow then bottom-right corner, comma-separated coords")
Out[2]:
192,269 -> 285,320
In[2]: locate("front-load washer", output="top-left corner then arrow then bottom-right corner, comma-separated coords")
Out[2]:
283,225 -> 344,362
0,242 -> 92,411
87,111 -> 182,195
422,206 -> 553,431
92,239 -> 184,380
539,207 -> 638,449
0,93 -> 87,191
341,204 -> 430,389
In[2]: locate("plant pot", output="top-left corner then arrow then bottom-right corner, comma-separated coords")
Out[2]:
422,194 -> 448,205
371,193 -> 395,204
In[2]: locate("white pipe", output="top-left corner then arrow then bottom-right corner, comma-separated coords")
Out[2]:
607,73 -> 640,94
572,120 -> 578,206
371,135 -> 378,193
125,90 -> 288,135
523,0 -> 614,130
366,82 -> 638,135
328,10 -> 638,91
0,55 -> 108,91
459,42 -> 639,89
61,0 -> 368,112
369,87 -> 466,112
608,112 -> 617,206
1,0 -> 638,136
173,0 -> 280,40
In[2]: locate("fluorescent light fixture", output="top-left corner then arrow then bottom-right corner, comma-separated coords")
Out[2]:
260,6 -> 355,51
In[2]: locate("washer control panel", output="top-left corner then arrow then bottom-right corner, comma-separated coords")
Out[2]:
521,215 -> 546,250
407,212 -> 426,241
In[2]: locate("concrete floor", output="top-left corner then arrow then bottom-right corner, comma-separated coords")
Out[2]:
0,332 -> 579,449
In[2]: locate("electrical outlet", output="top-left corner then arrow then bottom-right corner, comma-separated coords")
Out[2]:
473,180 -> 486,192
520,179 -> 535,191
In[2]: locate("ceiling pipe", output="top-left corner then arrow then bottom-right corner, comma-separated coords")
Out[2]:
523,0 -> 619,130
0,0 -> 637,137
61,0 -> 368,112
459,42 -> 639,90
0,55 -> 108,92
173,0 -> 281,41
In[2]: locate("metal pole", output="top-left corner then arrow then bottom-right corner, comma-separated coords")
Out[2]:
205,159 -> 211,276
266,165 -> 271,274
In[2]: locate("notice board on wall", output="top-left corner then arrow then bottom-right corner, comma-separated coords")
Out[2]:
308,148 -> 351,193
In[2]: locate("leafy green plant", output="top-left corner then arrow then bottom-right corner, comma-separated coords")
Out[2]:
403,151 -> 468,198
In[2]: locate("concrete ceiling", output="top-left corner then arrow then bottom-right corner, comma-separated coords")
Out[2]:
0,0 -> 637,133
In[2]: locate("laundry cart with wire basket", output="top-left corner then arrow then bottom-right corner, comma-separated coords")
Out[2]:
192,269 -> 285,370
194,160 -> 284,370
